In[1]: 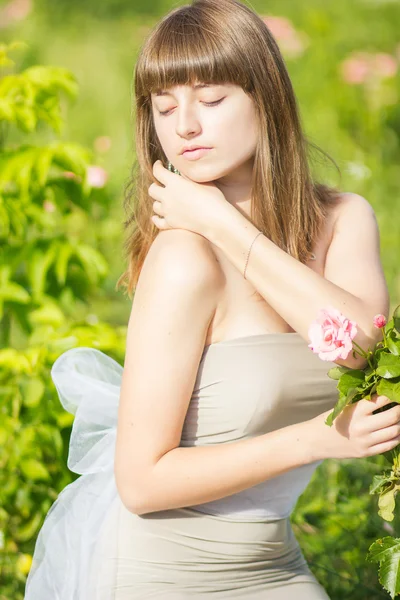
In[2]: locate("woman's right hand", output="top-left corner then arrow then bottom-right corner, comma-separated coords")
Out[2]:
312,394 -> 400,460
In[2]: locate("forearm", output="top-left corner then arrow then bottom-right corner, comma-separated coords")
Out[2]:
207,208 -> 380,369
131,418 -> 319,515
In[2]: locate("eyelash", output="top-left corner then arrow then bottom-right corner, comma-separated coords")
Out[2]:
158,97 -> 225,116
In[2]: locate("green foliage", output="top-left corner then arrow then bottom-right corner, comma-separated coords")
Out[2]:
320,312 -> 400,594
368,537 -> 400,599
0,41 -> 127,599
293,457 -> 399,599
370,453 -> 400,524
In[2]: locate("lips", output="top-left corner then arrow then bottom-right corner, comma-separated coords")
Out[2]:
181,146 -> 212,154
181,147 -> 213,161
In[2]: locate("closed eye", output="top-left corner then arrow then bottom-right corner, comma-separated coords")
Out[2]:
158,97 -> 225,117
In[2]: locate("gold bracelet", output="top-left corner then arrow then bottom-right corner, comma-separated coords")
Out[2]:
243,231 -> 263,280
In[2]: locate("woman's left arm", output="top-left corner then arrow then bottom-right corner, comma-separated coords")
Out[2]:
208,193 -> 390,370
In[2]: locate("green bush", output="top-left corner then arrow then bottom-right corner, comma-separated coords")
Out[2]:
0,41 -> 126,599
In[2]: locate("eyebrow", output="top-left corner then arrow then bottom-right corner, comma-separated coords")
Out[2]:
154,83 -> 213,97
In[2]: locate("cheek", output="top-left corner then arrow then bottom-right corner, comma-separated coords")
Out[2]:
215,110 -> 258,157
153,120 -> 174,154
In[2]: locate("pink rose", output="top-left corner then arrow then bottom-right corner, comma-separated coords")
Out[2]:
308,305 -> 357,362
373,314 -> 387,329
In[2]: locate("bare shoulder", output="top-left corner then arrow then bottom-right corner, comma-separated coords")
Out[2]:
143,229 -> 225,293
331,191 -> 378,229
327,191 -> 382,256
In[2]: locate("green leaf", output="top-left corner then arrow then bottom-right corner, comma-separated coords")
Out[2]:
387,331 -> 400,356
20,377 -> 45,408
327,365 -> 351,380
386,318 -> 395,336
27,245 -> 58,300
14,512 -> 43,542
19,458 -> 50,481
370,474 -> 393,495
0,281 -> 30,304
55,243 -> 74,286
56,411 -> 74,429
33,147 -> 53,187
378,483 -> 398,522
24,65 -> 78,100
16,105 -> 37,133
74,244 -> 109,284
367,536 -> 400,599
51,141 -> 91,178
383,448 -> 400,466
377,353 -> 400,379
394,305 -> 400,334
29,300 -> 65,328
377,378 -> 400,404
325,387 -> 359,426
337,370 -> 366,396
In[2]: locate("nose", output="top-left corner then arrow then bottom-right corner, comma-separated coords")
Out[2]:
175,103 -> 202,139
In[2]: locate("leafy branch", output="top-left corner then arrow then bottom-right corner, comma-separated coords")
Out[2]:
322,305 -> 400,597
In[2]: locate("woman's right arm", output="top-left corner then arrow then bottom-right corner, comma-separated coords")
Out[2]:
114,230 -> 400,516
130,394 -> 400,516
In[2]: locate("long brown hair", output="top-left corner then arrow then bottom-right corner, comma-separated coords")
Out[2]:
116,0 -> 341,298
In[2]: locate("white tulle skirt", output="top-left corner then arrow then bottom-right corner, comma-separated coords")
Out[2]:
24,347 -> 123,599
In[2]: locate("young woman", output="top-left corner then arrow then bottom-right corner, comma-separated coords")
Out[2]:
25,1 -> 397,598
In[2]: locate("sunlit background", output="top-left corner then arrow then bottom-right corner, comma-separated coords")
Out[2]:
1,1 -> 400,598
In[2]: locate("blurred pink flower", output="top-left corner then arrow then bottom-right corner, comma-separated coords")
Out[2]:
94,136 -> 112,153
262,15 -> 308,58
395,43 -> 400,63
263,15 -> 294,40
0,0 -> 32,28
87,165 -> 108,188
62,171 -> 80,182
341,54 -> 371,84
43,200 -> 56,213
308,305 -> 358,362
373,314 -> 387,329
341,51 -> 398,85
372,53 -> 397,78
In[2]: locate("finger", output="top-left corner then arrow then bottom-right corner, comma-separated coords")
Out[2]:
153,160 -> 172,184
370,404 -> 400,430
152,200 -> 164,216
369,423 -> 400,445
151,215 -> 170,230
148,182 -> 164,200
364,436 -> 400,458
363,394 -> 394,414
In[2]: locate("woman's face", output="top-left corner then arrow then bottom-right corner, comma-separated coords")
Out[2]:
150,81 -> 259,183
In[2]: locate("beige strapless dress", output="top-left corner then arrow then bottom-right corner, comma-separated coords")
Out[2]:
24,333 -> 339,599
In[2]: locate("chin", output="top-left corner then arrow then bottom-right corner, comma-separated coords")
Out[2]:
179,162 -> 231,183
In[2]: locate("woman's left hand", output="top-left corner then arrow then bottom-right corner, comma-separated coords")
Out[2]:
149,160 -> 232,239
